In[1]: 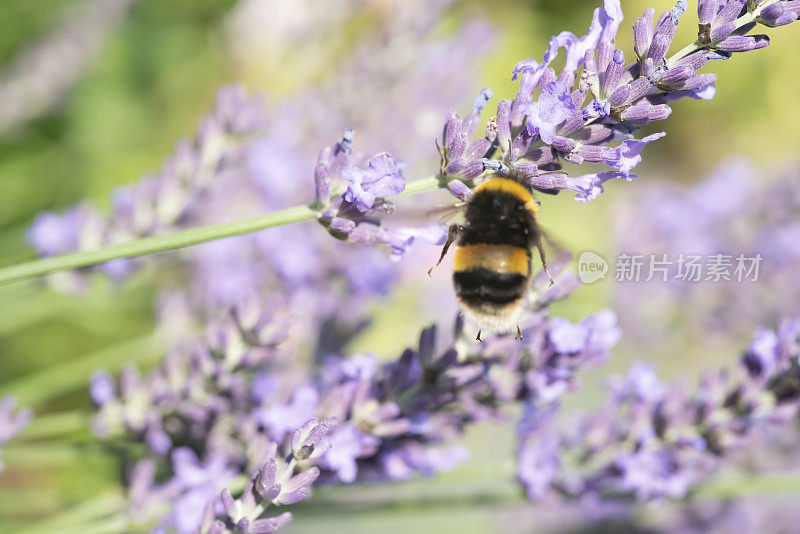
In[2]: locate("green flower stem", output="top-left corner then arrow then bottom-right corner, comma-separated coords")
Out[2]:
0,333 -> 161,406
395,175 -> 441,197
0,288 -> 71,334
13,491 -> 127,534
697,470 -> 800,498
21,411 -> 90,440
0,175 -> 442,286
2,441 -> 108,466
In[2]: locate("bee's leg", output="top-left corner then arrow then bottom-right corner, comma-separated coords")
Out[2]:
428,224 -> 462,277
515,325 -> 523,341
533,232 -> 554,286
476,330 -> 483,342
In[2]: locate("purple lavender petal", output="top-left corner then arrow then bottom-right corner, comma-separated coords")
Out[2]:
602,132 -> 666,173
633,8 -> 655,58
89,371 -> 116,406
570,170 -> 631,203
343,153 -> 405,212
521,81 -> 576,145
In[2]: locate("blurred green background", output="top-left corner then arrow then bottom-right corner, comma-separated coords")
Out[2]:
0,0 -> 798,532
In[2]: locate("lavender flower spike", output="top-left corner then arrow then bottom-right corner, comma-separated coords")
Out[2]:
200,419 -> 334,534
515,317 -> 800,501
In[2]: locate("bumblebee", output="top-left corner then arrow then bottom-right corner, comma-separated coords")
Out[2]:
429,171 -> 552,341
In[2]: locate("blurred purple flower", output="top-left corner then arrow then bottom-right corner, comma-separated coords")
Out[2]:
322,424 -> 380,483
0,396 -> 32,471
614,159 -> 800,340
516,316 -> 800,501
89,371 -> 116,406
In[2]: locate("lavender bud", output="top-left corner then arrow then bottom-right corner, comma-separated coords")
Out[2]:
447,179 -> 474,202
525,147 -> 557,166
633,9 -> 655,59
577,144 -> 607,162
274,468 -> 320,505
608,84 -> 631,107
675,50 -> 710,70
329,217 -> 356,235
349,222 -> 382,244
256,458 -> 281,501
653,15 -> 678,49
625,77 -> 654,103
496,99 -> 512,150
571,124 -> 615,144
559,111 -> 587,136
463,137 -> 492,161
716,35 -> 770,52
512,161 -> 539,180
274,487 -> 310,506
602,51 -> 625,95
620,103 -> 672,123
681,72 -> 718,90
647,34 -> 671,64
659,65 -> 694,86
710,21 -> 736,43
442,112 -> 462,148
552,136 -> 577,153
760,3 -> 798,26
446,132 -> 468,160
511,126 -> 539,160
713,0 -> 746,27
251,513 -> 293,534
698,0 -> 720,26
596,40 -> 615,76
314,147 -> 331,205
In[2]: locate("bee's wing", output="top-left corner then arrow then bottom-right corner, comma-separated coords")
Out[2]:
431,203 -> 467,225
391,202 -> 467,225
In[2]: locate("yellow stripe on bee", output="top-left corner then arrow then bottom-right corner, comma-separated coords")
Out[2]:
474,177 -> 539,217
453,244 -> 530,275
